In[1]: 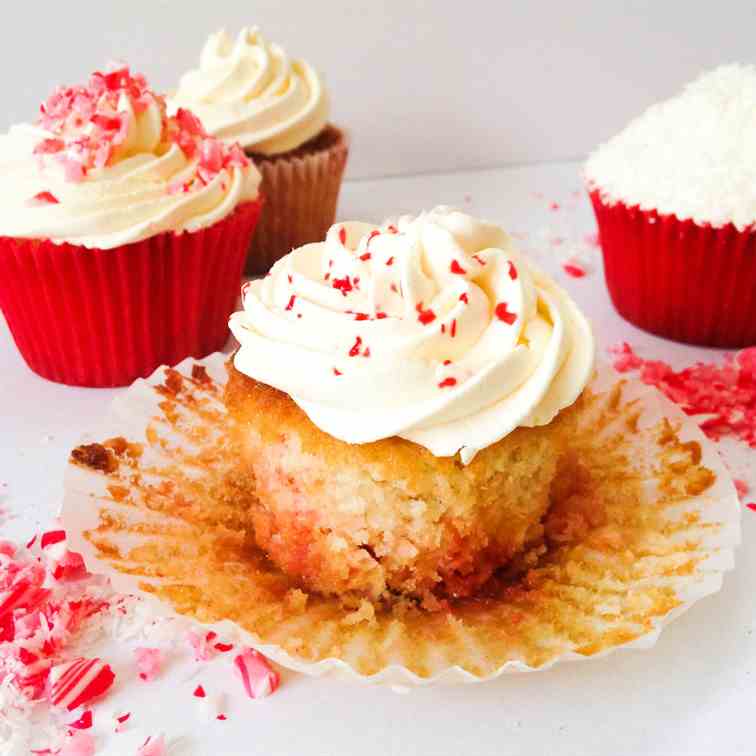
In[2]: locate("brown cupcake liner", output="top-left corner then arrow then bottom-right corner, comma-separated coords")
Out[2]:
62,354 -> 740,685
244,126 -> 349,275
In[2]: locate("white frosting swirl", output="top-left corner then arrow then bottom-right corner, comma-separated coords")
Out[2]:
0,104 -> 260,249
169,27 -> 329,155
230,207 -> 594,463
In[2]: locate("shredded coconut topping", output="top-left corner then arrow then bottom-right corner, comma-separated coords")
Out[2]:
586,64 -> 756,231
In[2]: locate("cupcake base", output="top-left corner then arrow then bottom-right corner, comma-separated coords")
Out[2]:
244,125 -> 348,275
0,200 -> 262,387
590,190 -> 756,348
62,353 -> 740,684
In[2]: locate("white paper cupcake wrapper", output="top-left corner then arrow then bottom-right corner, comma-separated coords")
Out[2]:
61,353 -> 741,686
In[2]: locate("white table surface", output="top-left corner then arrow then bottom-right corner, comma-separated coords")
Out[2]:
2,161 -> 754,756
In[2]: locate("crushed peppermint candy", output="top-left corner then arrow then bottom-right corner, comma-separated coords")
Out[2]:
562,261 -> 587,278
136,734 -> 166,756
49,657 -> 115,711
57,729 -> 95,756
33,65 -> 249,189
609,343 -> 756,447
66,710 -> 93,730
233,648 -> 280,699
735,479 -> 749,500
134,647 -> 163,682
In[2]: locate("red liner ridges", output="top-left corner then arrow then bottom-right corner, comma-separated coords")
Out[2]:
0,199 -> 262,387
590,190 -> 756,348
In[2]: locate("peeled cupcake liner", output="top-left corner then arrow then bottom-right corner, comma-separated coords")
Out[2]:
244,127 -> 349,275
589,189 -> 756,348
61,352 -> 741,686
0,200 -> 263,388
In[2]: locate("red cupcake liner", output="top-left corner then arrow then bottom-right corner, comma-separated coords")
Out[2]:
0,198 -> 263,387
590,190 -> 756,348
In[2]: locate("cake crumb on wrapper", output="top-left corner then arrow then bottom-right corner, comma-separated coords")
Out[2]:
586,64 -> 756,231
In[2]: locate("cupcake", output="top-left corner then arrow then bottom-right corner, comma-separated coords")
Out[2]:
226,207 -> 594,607
586,64 -> 756,348
0,65 -> 262,387
169,27 -> 349,275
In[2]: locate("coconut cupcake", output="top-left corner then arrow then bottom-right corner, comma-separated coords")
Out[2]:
226,207 -> 594,606
170,27 -> 349,275
586,64 -> 756,347
0,65 -> 262,387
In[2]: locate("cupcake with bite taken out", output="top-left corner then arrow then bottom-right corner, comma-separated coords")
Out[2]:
170,26 -> 349,275
586,64 -> 756,348
225,207 -> 594,608
0,65 -> 262,387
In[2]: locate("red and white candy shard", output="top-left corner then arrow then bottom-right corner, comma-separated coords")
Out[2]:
233,648 -> 280,699
134,646 -> 163,682
49,656 -> 115,711
137,734 -> 166,756
57,730 -> 96,756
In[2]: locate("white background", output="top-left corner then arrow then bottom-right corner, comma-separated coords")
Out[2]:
2,0 -> 754,178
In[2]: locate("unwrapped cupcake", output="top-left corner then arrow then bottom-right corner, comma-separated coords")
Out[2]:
226,207 -> 594,608
586,64 -> 756,348
170,27 -> 349,275
0,65 -> 263,387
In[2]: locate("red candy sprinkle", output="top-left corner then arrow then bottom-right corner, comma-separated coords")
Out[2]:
609,343 -> 756,448
459,293 -> 469,304
353,313 -> 370,321
450,260 -> 467,275
40,530 -> 66,549
193,684 -> 206,698
359,252 -> 372,261
217,714 -> 228,721
438,377 -> 458,389
233,648 -> 280,699
332,368 -> 343,376
385,257 -> 395,266
494,302 -> 517,325
416,303 -> 436,325
348,336 -> 363,357
508,261 -> 518,280
450,319 -> 457,338
387,224 -> 398,234
376,312 -> 388,319
338,227 -> 347,244
285,295 -> 296,312
735,479 -> 749,500
608,342 -> 644,373
50,657 -> 115,711
562,262 -> 587,278
332,277 -> 353,296
747,503 -> 756,512
67,710 -> 93,730
214,642 -> 234,653
32,191 -> 59,205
